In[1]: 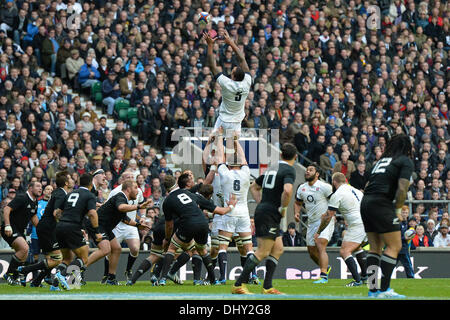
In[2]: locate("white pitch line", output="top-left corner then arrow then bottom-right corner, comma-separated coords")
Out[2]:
0,293 -> 443,300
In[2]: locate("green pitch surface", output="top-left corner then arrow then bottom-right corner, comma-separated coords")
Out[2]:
1,279 -> 450,300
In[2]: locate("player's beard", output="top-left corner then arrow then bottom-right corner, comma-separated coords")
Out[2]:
304,174 -> 314,182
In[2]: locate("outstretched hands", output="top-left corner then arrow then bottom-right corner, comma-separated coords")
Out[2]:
203,31 -> 217,46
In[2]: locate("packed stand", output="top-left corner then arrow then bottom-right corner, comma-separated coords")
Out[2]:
0,0 -> 449,249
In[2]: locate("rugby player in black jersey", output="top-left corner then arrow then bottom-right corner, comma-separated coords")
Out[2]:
156,174 -> 237,286
232,143 -> 297,294
84,180 -> 153,284
1,181 -> 42,286
52,173 -> 102,290
17,172 -> 74,288
361,134 -> 414,299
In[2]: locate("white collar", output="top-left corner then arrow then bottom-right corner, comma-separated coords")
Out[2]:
26,191 -> 35,202
169,186 -> 180,194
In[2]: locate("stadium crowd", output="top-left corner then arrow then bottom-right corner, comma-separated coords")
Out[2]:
0,0 -> 449,251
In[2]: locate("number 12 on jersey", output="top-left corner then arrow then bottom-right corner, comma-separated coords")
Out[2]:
371,158 -> 392,174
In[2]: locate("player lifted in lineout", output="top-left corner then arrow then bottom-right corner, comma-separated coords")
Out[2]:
203,30 -> 252,136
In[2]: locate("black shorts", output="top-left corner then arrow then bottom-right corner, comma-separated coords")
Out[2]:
30,238 -> 41,255
36,222 -> 60,254
55,222 -> 87,250
0,224 -> 25,247
152,220 -> 165,246
175,221 -> 209,246
361,195 -> 401,234
85,223 -> 115,243
254,205 -> 281,240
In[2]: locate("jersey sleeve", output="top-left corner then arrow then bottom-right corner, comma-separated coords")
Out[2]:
218,164 -> 229,179
162,198 -> 173,221
328,193 -> 340,211
54,191 -> 67,211
193,193 -> 217,213
137,190 -> 145,204
283,167 -> 296,185
295,185 -> 303,202
58,194 -> 69,210
398,157 -> 414,180
244,73 -> 253,86
6,194 -> 25,211
255,174 -> 264,187
114,193 -> 129,210
323,183 -> 333,198
86,193 -> 97,211
216,73 -> 228,88
241,165 -> 250,176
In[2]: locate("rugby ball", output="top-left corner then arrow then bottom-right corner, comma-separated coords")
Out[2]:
404,229 -> 416,240
198,12 -> 211,25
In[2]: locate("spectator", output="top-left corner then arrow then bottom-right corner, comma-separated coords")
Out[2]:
332,151 -> 356,181
424,219 -> 439,242
245,106 -> 268,130
320,145 -> 339,177
282,222 -> 303,247
119,71 -> 136,99
65,49 -> 84,85
411,225 -> 433,249
102,71 -> 121,116
350,161 -> 370,192
78,55 -> 100,89
433,224 -> 450,248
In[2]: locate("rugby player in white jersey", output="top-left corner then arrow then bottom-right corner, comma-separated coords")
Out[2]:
294,164 -> 333,283
214,129 -> 254,284
316,173 -> 368,287
102,170 -> 147,284
201,134 -> 224,285
203,30 -> 252,136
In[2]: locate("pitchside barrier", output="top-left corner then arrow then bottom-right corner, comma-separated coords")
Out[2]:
1,248 -> 450,282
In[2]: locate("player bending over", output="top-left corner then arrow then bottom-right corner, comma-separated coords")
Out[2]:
316,173 -> 368,287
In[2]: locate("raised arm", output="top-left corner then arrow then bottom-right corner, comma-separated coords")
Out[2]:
203,32 -> 219,76
234,132 -> 247,166
223,30 -> 250,73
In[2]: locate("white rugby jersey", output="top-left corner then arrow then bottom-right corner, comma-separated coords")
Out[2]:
216,73 -> 252,123
108,184 -> 144,221
218,164 -> 250,217
328,184 -> 363,226
211,172 -> 223,207
296,180 -> 332,223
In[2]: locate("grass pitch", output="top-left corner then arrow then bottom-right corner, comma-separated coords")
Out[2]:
0,279 -> 449,300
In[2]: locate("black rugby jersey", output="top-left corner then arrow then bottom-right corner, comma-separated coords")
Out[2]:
363,155 -> 414,201
58,187 -> 97,226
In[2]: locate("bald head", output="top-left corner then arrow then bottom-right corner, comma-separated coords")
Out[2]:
332,172 -> 347,185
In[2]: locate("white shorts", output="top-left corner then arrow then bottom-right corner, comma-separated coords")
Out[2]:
217,214 -> 251,234
210,214 -> 222,237
306,217 -> 336,247
213,117 -> 241,135
342,223 -> 367,244
112,223 -> 140,243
